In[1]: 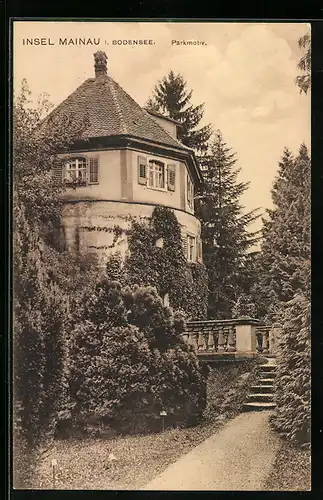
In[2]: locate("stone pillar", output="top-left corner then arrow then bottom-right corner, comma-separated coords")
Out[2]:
269,327 -> 281,355
235,324 -> 257,352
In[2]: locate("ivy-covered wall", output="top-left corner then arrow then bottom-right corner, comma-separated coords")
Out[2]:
106,206 -> 208,320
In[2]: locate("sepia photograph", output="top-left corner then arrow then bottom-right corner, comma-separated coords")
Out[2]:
12,20 -> 311,491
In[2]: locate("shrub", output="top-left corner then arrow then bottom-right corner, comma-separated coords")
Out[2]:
68,280 -> 208,434
271,293 -> 311,445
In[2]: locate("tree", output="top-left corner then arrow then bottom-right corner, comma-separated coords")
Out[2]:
254,144 -> 311,322
295,32 -> 311,95
196,130 -> 261,318
145,71 -> 212,154
271,293 -> 311,445
12,80 -> 94,479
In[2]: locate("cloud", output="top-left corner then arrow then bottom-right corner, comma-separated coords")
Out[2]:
208,24 -> 296,110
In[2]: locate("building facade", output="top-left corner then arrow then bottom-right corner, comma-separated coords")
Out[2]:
47,51 -> 203,266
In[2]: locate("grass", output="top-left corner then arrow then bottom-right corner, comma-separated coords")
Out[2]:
32,418 -> 226,490
27,360 -> 260,490
264,440 -> 311,491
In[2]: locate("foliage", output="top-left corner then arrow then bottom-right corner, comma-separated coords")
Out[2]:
295,32 -> 311,95
118,206 -> 208,320
145,70 -> 212,154
254,144 -> 311,322
196,130 -> 261,318
232,293 -> 257,319
13,79 -> 89,238
13,81 -> 95,452
271,293 -> 311,445
204,359 -> 260,423
69,280 -> 208,433
13,204 -> 70,446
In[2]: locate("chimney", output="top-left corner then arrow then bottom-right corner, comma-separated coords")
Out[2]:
94,51 -> 108,78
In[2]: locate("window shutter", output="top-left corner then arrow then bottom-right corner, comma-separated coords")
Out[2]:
167,164 -> 176,191
138,156 -> 147,185
197,239 -> 203,263
52,164 -> 63,185
182,234 -> 188,258
88,156 -> 99,184
187,175 -> 190,201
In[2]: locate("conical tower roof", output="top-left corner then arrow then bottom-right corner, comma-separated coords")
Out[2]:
42,51 -> 192,152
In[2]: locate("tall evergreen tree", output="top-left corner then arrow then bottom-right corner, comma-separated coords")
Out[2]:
295,32 -> 311,95
196,131 -> 261,318
254,144 -> 311,321
145,71 -> 212,154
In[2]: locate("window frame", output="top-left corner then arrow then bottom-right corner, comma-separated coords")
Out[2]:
147,159 -> 166,190
62,155 -> 99,187
187,174 -> 194,209
187,234 -> 196,262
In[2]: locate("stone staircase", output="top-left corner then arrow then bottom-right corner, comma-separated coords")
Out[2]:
243,358 -> 277,411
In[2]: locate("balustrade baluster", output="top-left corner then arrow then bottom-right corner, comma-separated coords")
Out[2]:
218,328 -> 225,351
207,330 -> 215,350
227,326 -> 236,351
214,329 -> 219,351
262,330 -> 269,353
256,329 -> 263,352
198,332 -> 205,350
182,333 -> 189,345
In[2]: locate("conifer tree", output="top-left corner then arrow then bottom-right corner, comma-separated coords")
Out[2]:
295,32 -> 311,95
145,71 -> 212,154
196,131 -> 261,318
254,144 -> 311,321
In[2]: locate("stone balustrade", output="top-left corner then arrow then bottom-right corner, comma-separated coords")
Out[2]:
183,318 -> 274,355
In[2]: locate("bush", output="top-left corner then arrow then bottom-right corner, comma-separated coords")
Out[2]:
271,293 -> 311,445
67,280 -> 208,434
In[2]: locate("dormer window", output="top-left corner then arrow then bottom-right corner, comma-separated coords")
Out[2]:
148,160 -> 165,189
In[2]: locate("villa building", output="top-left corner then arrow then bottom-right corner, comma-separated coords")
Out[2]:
47,51 -> 203,266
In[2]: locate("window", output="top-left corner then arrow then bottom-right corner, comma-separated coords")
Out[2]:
148,160 -> 165,189
137,156 -> 176,192
64,158 -> 87,185
187,175 -> 194,209
61,156 -> 99,187
187,235 -> 196,262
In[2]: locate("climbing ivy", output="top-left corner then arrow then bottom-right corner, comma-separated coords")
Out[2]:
106,206 -> 207,320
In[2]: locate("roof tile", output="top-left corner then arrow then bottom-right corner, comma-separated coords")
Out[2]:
43,75 -> 191,151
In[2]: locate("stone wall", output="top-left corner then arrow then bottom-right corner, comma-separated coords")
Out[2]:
61,200 -> 201,266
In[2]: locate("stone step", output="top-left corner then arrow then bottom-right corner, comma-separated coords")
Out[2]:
259,364 -> 277,372
243,401 -> 276,411
259,371 -> 276,379
250,385 -> 274,394
258,377 -> 275,387
248,393 -> 274,403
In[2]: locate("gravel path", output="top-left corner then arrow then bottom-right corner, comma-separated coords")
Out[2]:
141,411 -> 281,491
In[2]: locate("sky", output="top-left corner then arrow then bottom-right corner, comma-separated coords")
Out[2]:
13,21 -> 311,234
